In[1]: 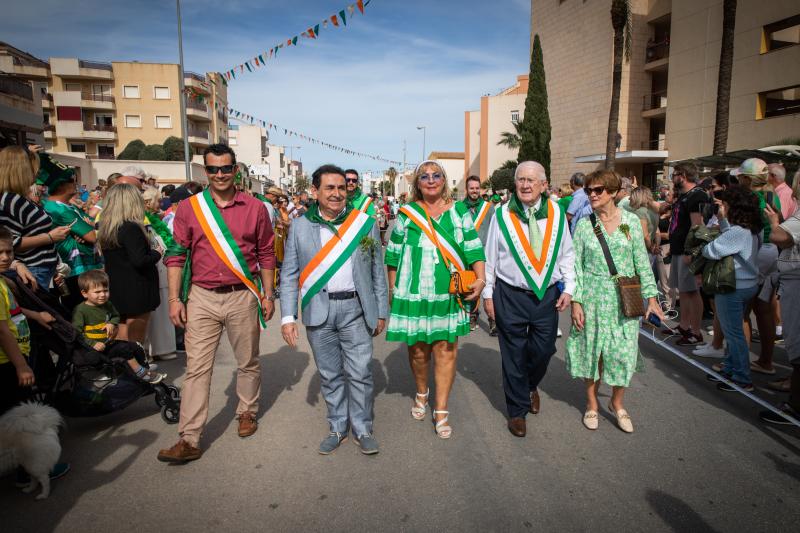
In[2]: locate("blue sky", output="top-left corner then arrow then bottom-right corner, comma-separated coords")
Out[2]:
1,0 -> 532,174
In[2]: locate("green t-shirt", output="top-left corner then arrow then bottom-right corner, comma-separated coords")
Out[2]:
557,195 -> 573,213
0,278 -> 30,364
633,206 -> 659,246
755,190 -> 782,243
43,200 -> 103,276
72,301 -> 120,345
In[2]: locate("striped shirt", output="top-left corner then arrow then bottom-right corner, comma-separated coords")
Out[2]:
0,192 -> 58,269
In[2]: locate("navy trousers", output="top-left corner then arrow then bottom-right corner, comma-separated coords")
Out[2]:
494,279 -> 559,419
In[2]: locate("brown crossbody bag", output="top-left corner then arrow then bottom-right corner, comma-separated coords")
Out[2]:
589,213 -> 645,318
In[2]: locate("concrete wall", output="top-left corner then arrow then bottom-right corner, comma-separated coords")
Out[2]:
48,153 -> 207,188
666,0 -> 800,160
229,125 -> 266,168
484,92 -> 526,178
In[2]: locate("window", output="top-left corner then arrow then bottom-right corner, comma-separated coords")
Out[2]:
758,85 -> 800,119
124,114 -> 141,128
154,115 -> 172,129
762,14 -> 800,53
511,110 -> 520,123
69,143 -> 86,153
122,85 -> 140,98
153,86 -> 170,99
92,84 -> 111,96
97,145 -> 115,159
64,83 -> 81,92
94,114 -> 113,126
42,112 -> 50,125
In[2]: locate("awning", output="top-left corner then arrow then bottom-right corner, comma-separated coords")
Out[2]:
575,150 -> 669,164
668,148 -> 800,169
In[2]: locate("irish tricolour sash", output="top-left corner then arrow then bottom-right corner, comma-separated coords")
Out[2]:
353,194 -> 373,214
472,200 -> 491,231
190,190 -> 267,328
399,202 -> 467,271
299,209 -> 375,310
496,200 -> 565,299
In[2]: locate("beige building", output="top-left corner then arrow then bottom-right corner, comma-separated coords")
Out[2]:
0,42 -> 228,162
228,123 -> 293,191
530,0 -> 800,187
464,75 -> 528,183
0,43 -> 48,146
428,151 -> 466,194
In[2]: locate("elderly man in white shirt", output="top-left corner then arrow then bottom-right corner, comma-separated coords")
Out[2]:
483,161 -> 575,438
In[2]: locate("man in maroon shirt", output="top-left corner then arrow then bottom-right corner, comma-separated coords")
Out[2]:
158,144 -> 276,464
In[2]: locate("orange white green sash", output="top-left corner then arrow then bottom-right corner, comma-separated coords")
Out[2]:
352,192 -> 375,215
495,199 -> 565,299
472,200 -> 491,231
299,209 -> 375,310
189,189 -> 267,328
399,202 -> 467,271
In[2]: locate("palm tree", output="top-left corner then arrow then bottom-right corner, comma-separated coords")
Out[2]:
385,166 -> 398,196
604,0 -> 632,170
713,0 -> 737,156
497,121 -> 523,150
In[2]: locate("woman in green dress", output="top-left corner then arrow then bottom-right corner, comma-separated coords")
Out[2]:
385,160 -> 485,439
566,170 -> 663,433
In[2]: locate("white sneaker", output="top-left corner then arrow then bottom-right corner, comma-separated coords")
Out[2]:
557,327 -> 563,338
693,344 -> 725,358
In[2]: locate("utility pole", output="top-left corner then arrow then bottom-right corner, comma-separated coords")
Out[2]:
402,139 -> 406,171
417,126 -> 426,162
176,0 -> 191,181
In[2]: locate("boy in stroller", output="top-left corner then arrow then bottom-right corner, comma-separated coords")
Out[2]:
72,270 -> 166,384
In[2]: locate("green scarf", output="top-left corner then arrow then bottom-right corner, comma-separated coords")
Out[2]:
509,193 -> 549,223
464,196 -> 483,209
305,201 -> 352,236
348,187 -> 362,200
156,214 -> 192,303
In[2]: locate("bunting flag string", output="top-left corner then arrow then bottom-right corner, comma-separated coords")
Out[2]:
228,106 -> 401,167
218,0 -> 372,83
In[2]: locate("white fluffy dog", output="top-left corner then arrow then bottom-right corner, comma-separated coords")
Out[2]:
0,402 -> 64,499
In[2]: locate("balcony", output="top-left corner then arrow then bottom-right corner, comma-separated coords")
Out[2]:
184,71 -> 210,94
43,124 -> 55,139
80,91 -> 115,110
41,92 -> 53,108
81,121 -> 116,140
188,128 -> 210,146
50,58 -> 113,80
0,75 -> 33,101
0,56 -> 49,80
186,99 -> 211,121
642,91 -> 667,118
641,138 -> 667,151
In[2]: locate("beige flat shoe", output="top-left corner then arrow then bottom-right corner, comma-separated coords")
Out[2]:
608,403 -> 634,433
583,410 -> 599,430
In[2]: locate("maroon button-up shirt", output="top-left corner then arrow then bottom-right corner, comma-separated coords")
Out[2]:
165,191 -> 276,289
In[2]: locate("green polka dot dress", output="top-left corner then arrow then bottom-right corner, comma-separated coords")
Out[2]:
385,202 -> 485,345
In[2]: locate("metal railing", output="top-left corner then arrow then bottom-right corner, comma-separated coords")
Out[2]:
186,99 -> 207,111
80,91 -> 114,103
641,138 -> 666,150
187,128 -> 209,139
0,75 -> 33,100
83,122 -> 116,133
78,60 -> 112,71
645,40 -> 670,62
642,91 -> 668,112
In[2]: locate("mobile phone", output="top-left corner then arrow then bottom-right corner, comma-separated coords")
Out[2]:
647,313 -> 663,328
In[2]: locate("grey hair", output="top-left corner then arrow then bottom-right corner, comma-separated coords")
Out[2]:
119,165 -> 147,180
620,177 -> 633,193
514,161 -> 546,181
768,163 -> 786,183
569,172 -> 585,188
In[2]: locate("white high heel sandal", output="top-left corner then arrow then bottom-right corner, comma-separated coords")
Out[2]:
433,410 -> 452,439
411,389 -> 429,420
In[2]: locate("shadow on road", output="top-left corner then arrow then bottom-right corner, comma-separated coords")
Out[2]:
646,489 -> 722,533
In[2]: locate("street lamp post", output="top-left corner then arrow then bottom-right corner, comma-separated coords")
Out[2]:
176,0 -> 191,181
416,126 -> 426,162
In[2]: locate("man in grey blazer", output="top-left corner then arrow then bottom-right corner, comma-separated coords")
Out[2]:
281,164 -> 389,455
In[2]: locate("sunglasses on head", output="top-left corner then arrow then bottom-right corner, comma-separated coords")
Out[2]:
584,185 -> 609,196
205,165 -> 235,175
420,172 -> 443,183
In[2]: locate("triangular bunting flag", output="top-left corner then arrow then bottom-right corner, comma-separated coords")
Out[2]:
314,24 -> 320,37
331,14 -> 339,26
292,36 -> 298,45
357,0 -> 364,14
347,4 -> 355,17
339,9 -> 347,25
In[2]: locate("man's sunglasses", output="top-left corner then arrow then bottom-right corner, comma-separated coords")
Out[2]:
584,185 -> 609,196
205,165 -> 235,175
345,178 -> 359,184
420,172 -> 443,183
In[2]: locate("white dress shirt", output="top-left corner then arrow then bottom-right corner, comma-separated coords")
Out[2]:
481,198 -> 576,299
281,224 -> 356,325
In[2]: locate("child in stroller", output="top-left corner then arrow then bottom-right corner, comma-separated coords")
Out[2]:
72,270 -> 166,385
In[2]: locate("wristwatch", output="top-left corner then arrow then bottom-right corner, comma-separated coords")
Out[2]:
262,293 -> 276,302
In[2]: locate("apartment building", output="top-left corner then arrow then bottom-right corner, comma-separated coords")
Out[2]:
228,123 -> 292,191
0,42 -> 228,160
530,0 -> 800,187
0,42 -> 48,146
464,75 -> 528,183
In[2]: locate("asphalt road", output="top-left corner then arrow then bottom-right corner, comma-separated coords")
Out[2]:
2,310 -> 799,532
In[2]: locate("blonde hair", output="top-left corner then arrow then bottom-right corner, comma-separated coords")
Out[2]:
0,146 -> 39,195
629,186 -> 653,209
97,184 -> 147,250
411,161 -> 452,203
142,186 -> 160,212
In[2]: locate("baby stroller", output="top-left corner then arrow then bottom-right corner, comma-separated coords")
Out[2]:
8,273 -> 181,424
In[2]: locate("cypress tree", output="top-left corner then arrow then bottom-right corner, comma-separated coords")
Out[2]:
517,34 -> 551,179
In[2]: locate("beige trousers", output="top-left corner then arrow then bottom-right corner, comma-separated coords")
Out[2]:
178,285 -> 261,446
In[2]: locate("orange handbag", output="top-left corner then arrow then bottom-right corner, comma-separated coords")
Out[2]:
421,205 -> 476,296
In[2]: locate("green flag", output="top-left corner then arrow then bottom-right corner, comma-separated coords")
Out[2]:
339,9 -> 347,25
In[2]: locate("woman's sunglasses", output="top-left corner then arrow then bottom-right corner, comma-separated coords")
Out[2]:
584,185 -> 608,197
419,172 -> 443,183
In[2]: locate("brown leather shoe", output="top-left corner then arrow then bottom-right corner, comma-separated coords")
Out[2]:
237,411 -> 258,438
157,439 -> 202,463
507,417 -> 526,437
530,391 -> 540,415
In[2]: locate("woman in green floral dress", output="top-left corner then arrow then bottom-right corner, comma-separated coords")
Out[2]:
567,170 -> 663,433
385,160 -> 485,439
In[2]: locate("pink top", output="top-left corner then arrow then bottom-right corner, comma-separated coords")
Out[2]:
775,182 -> 797,220
165,191 -> 276,289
